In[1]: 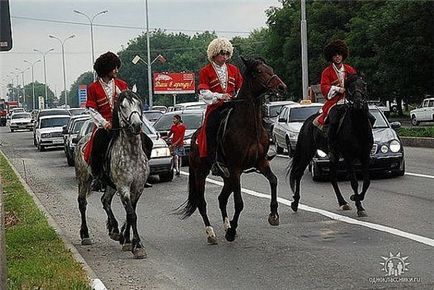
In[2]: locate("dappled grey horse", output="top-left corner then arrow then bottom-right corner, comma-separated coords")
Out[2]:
75,90 -> 150,259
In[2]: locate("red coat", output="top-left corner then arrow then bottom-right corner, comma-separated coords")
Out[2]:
83,78 -> 128,163
317,64 -> 356,125
197,63 -> 243,157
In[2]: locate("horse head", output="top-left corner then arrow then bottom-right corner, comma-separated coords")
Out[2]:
241,57 -> 287,97
345,73 -> 368,110
112,90 -> 143,135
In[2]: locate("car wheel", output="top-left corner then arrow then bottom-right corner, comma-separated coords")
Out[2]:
38,143 -> 45,152
10,129 -> 14,132
159,170 -> 174,182
411,115 -> 419,126
310,161 -> 323,182
395,159 -> 405,177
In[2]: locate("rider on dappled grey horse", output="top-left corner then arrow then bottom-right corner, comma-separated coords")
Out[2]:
86,52 -> 153,190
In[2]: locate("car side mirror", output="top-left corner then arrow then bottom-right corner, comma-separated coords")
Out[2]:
390,121 -> 401,129
278,117 -> 287,123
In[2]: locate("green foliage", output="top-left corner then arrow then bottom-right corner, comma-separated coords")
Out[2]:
398,127 -> 434,138
0,154 -> 90,289
68,71 -> 94,107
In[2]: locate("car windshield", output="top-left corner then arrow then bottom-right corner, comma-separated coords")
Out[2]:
72,120 -> 87,133
268,105 -> 284,118
289,106 -> 321,122
12,113 -> 31,119
39,110 -> 69,118
369,109 -> 389,128
142,119 -> 156,135
143,111 -> 162,121
40,117 -> 70,128
69,108 -> 86,115
154,113 -> 202,131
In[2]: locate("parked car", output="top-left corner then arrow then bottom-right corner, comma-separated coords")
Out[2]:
9,112 -> 33,132
167,101 -> 207,112
263,100 -> 296,140
142,118 -> 173,182
35,115 -> 71,151
309,106 -> 405,181
33,108 -> 70,146
7,107 -> 25,120
153,109 -> 205,162
72,118 -> 173,182
409,97 -> 434,126
63,115 -> 91,166
143,110 -> 163,125
273,102 -> 323,155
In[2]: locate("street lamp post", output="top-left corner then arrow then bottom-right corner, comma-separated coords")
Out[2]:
73,9 -> 108,80
23,59 -> 41,110
49,34 -> 75,109
15,67 -> 30,105
144,0 -> 153,108
300,0 -> 309,100
34,48 -> 54,108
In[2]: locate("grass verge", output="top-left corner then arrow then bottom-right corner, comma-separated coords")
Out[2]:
397,127 -> 434,138
0,153 -> 90,290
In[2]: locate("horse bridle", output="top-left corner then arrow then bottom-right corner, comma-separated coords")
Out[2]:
118,101 -> 143,134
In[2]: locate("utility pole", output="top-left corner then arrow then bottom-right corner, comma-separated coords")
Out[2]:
301,0 -> 309,100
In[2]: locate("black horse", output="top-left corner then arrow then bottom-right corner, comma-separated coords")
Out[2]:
179,57 -> 287,244
289,73 -> 373,217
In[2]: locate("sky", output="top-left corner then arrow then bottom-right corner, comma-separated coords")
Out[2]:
0,0 -> 282,99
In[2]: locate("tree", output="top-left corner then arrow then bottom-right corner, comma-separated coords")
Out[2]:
23,81 -> 55,109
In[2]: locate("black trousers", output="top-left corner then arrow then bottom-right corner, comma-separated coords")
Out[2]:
90,128 -> 153,177
206,107 -> 225,164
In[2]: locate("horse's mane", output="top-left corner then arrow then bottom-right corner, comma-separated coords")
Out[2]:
111,90 -> 142,141
242,57 -> 267,78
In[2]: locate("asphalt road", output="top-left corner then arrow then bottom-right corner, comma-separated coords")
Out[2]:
1,126 -> 433,290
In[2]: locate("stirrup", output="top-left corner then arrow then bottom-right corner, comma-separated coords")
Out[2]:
211,162 -> 230,178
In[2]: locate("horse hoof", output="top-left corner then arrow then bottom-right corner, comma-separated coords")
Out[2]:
122,243 -> 132,251
81,238 -> 92,245
291,202 -> 298,212
357,210 -> 368,217
341,204 -> 352,211
225,228 -> 236,242
133,248 -> 147,259
109,232 -> 121,241
268,213 -> 280,226
207,236 -> 218,245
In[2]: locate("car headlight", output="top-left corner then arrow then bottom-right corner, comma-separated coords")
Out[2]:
151,147 -> 171,158
41,133 -> 50,138
380,145 -> 389,153
183,139 -> 191,146
316,149 -> 327,158
389,140 -> 401,153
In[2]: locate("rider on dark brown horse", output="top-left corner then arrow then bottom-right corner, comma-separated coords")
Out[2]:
197,37 -> 243,178
85,52 -> 152,191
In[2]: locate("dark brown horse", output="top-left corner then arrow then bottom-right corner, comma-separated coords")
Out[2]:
179,57 -> 287,244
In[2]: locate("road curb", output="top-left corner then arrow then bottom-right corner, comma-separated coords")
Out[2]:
400,137 -> 434,148
0,150 -> 107,290
0,177 -> 7,290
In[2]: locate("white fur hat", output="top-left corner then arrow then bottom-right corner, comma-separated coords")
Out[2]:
207,37 -> 233,62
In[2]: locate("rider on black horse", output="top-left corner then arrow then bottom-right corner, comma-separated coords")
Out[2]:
314,39 -> 357,162
86,52 -> 153,191
197,38 -> 243,178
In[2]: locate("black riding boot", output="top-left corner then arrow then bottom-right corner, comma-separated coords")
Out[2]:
206,109 -> 229,178
90,129 -> 110,192
140,132 -> 153,187
327,122 -> 338,163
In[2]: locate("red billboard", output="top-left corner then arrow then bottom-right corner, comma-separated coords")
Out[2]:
153,72 -> 195,94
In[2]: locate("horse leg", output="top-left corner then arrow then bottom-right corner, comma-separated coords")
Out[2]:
350,158 -> 369,217
218,181 -> 233,233
119,188 -> 146,259
258,161 -> 279,226
121,193 -> 141,252
101,187 -> 121,241
225,175 -> 243,242
329,160 -> 351,210
196,171 -> 217,245
78,181 -> 92,245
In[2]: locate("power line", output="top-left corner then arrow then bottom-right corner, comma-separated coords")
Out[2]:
12,15 -> 252,35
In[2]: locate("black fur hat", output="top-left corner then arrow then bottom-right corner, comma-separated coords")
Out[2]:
94,51 -> 121,77
324,39 -> 349,62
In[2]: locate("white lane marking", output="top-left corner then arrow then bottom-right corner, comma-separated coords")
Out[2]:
276,154 -> 434,179
179,171 -> 434,247
91,279 -> 108,290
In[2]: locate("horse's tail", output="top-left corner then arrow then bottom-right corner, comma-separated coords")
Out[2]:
287,114 -> 319,193
176,131 -> 203,219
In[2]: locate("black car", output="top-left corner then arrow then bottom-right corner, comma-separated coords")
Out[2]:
309,106 -> 405,181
